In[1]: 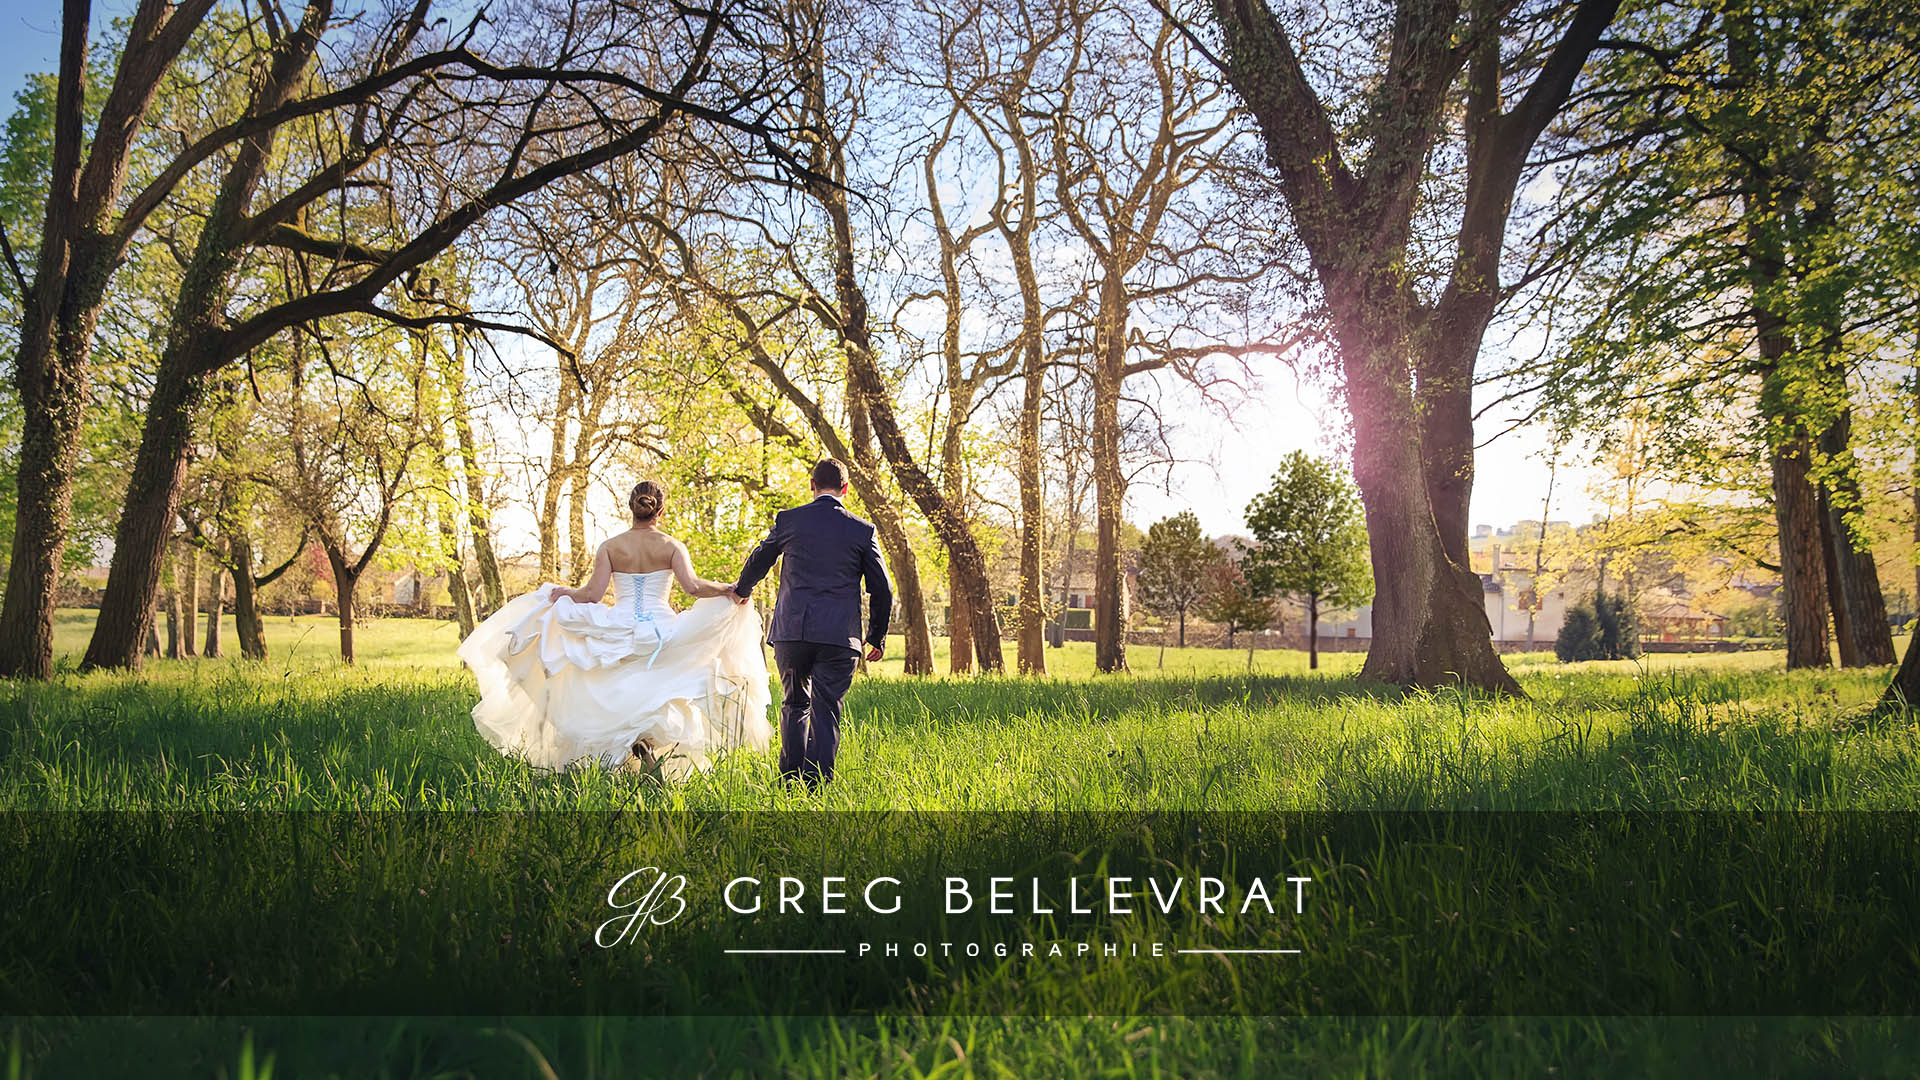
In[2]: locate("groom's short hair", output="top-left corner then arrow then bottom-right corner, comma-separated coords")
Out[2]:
811,458 -> 849,492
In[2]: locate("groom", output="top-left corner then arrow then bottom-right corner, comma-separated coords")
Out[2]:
730,459 -> 893,787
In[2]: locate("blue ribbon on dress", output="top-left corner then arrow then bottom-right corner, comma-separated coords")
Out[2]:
633,609 -> 667,669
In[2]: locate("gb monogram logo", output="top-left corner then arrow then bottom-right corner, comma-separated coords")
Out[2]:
596,867 -> 689,946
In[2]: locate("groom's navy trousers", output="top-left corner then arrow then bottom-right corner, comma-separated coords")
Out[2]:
734,493 -> 894,786
772,641 -> 859,784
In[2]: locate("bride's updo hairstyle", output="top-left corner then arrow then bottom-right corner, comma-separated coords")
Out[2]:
629,480 -> 666,523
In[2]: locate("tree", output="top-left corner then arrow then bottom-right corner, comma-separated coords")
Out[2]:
1244,452 -> 1372,670
485,170 -> 681,584
1207,0 -> 1620,692
914,6 -> 1022,674
923,0 -> 1074,675
1049,1 -> 1278,673
70,0 -> 799,673
1522,0 -> 1912,671
0,0 -> 217,677
1136,511 -> 1222,647
267,317 -> 434,664
168,379 -> 312,661
612,4 -> 978,675
1555,590 -> 1640,662
620,226 -> 941,676
783,3 -> 1007,671
1195,553 -> 1273,648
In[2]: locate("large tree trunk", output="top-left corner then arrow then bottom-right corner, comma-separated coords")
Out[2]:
227,530 -> 268,661
324,545 -> 359,664
1769,434 -> 1831,668
947,562 -> 975,674
1342,319 -> 1519,693
1816,411 -> 1896,666
1090,290 -> 1128,674
442,332 -> 504,612
1751,289 -> 1829,670
1015,343 -> 1047,673
80,1 -> 328,672
203,566 -> 224,658
0,3 -> 91,681
0,370 -> 92,678
1727,9 -> 1830,673
1210,0 -> 1616,694
0,0 -> 213,679
82,354 -> 212,670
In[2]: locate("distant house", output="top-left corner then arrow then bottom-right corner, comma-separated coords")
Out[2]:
1051,558 -> 1136,631
379,569 -> 449,609
1478,569 -> 1573,648
1641,599 -> 1728,642
1296,524 -> 1576,649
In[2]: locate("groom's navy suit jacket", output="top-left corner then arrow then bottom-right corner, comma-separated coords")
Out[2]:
734,493 -> 893,651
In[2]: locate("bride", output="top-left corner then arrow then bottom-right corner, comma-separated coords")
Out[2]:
457,480 -> 772,776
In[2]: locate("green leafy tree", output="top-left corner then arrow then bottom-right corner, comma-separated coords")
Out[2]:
1529,0 -> 1916,671
1136,511 -> 1223,648
1244,453 -> 1373,670
1194,555 -> 1273,648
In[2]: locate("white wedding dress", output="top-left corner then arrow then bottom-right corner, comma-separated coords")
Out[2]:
457,569 -> 773,775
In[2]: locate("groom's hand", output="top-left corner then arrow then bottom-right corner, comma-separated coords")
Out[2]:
864,643 -> 884,663
726,586 -> 750,605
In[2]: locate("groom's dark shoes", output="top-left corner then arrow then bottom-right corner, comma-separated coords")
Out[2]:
733,465 -> 893,786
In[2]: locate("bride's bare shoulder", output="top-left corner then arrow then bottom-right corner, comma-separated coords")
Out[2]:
602,529 -> 682,573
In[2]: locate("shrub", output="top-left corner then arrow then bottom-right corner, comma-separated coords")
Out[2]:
1556,590 -> 1642,662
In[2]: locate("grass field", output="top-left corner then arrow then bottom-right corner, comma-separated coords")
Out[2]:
4,608 -> 1918,1076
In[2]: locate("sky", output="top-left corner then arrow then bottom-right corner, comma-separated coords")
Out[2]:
0,3 -> 1602,552
1126,355 -> 1602,541
0,6 -> 69,90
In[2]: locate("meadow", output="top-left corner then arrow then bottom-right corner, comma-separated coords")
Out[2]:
3,609 -> 1918,1077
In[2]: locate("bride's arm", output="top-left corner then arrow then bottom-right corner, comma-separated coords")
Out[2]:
669,541 -> 730,599
553,546 -> 612,604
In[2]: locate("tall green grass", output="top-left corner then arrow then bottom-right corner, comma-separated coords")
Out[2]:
2,621 -> 1910,810
5,611 -> 1917,1076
